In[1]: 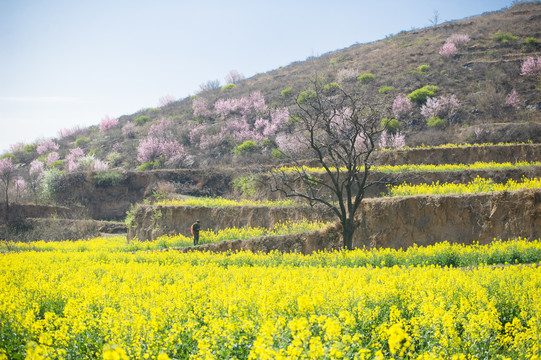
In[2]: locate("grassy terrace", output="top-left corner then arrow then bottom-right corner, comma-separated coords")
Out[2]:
275,160 -> 541,174
387,176 -> 541,197
154,197 -> 297,207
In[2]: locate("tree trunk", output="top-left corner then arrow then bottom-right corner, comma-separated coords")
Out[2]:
4,186 -> 8,221
342,218 -> 356,250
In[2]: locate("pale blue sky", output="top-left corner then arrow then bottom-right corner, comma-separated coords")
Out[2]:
1,0 -> 513,153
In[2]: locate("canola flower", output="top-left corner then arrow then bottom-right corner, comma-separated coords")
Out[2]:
274,160 -> 541,175
153,220 -> 330,248
155,196 -> 297,207
0,238 -> 540,359
0,220 -> 330,253
387,176 -> 541,197
377,141 -> 535,151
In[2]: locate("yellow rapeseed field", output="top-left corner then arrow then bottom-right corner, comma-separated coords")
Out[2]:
275,161 -> 541,175
387,176 -> 541,197
1,237 -> 540,359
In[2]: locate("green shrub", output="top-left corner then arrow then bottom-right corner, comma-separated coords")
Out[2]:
221,84 -> 235,91
125,205 -> 137,229
41,168 -> 65,202
262,138 -> 273,147
297,90 -> 317,105
232,176 -> 258,196
426,116 -> 447,128
271,148 -> 286,160
381,118 -> 401,132
417,64 -> 430,73
136,160 -> 160,171
323,82 -> 340,93
24,144 -> 36,153
135,115 -> 151,125
281,87 -> 292,97
491,30 -> 518,44
49,160 -> 63,169
94,171 -> 124,188
522,37 -> 540,52
378,86 -> 396,94
234,140 -> 257,156
357,73 -> 375,84
329,55 -> 350,65
407,85 -> 439,104
74,137 -> 90,147
106,152 -> 123,167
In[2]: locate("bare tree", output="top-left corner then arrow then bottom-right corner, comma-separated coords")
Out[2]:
429,10 -> 440,26
270,80 -> 386,250
225,70 -> 245,84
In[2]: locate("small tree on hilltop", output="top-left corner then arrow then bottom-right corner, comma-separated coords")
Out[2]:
0,158 -> 14,218
270,80 -> 386,250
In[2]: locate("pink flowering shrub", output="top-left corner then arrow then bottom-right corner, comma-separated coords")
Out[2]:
148,119 -> 175,139
379,130 -> 406,149
520,56 -> 541,77
91,159 -> 109,171
37,140 -> 59,155
337,68 -> 358,83
99,115 -> 119,132
46,152 -> 60,167
65,148 -> 85,172
57,128 -> 74,139
439,42 -> 457,57
29,160 -> 45,178
191,92 -> 289,153
14,176 -> 26,202
275,133 -> 308,155
225,70 -> 245,84
505,89 -> 520,108
122,122 -> 136,138
158,95 -> 176,107
446,34 -> 470,46
421,95 -> 460,119
392,95 -> 413,118
9,142 -> 25,153
137,118 -> 189,166
192,97 -> 213,118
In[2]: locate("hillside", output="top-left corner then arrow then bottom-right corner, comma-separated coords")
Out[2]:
0,2 -> 540,216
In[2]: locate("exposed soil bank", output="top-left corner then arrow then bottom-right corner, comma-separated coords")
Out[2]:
57,169 -> 235,221
45,144 -> 540,221
156,189 -> 540,254
0,203 -> 84,222
176,225 -> 342,254
353,188 -> 541,249
128,205 -> 334,241
0,218 -> 126,242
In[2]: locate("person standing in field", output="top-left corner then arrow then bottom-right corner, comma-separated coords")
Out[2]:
191,220 -> 200,246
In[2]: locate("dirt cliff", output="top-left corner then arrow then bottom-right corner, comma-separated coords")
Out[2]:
157,189 -> 541,254
353,188 -> 541,249
127,205 -> 335,241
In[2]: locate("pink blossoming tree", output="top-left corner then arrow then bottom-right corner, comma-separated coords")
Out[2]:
520,56 -> 541,77
392,94 -> 413,118
37,140 -> 59,155
505,89 -> 520,108
99,115 -> 119,132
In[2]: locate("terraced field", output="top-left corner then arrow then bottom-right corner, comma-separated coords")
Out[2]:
2,143 -> 540,359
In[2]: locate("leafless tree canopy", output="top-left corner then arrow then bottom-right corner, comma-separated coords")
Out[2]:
270,79 -> 388,249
